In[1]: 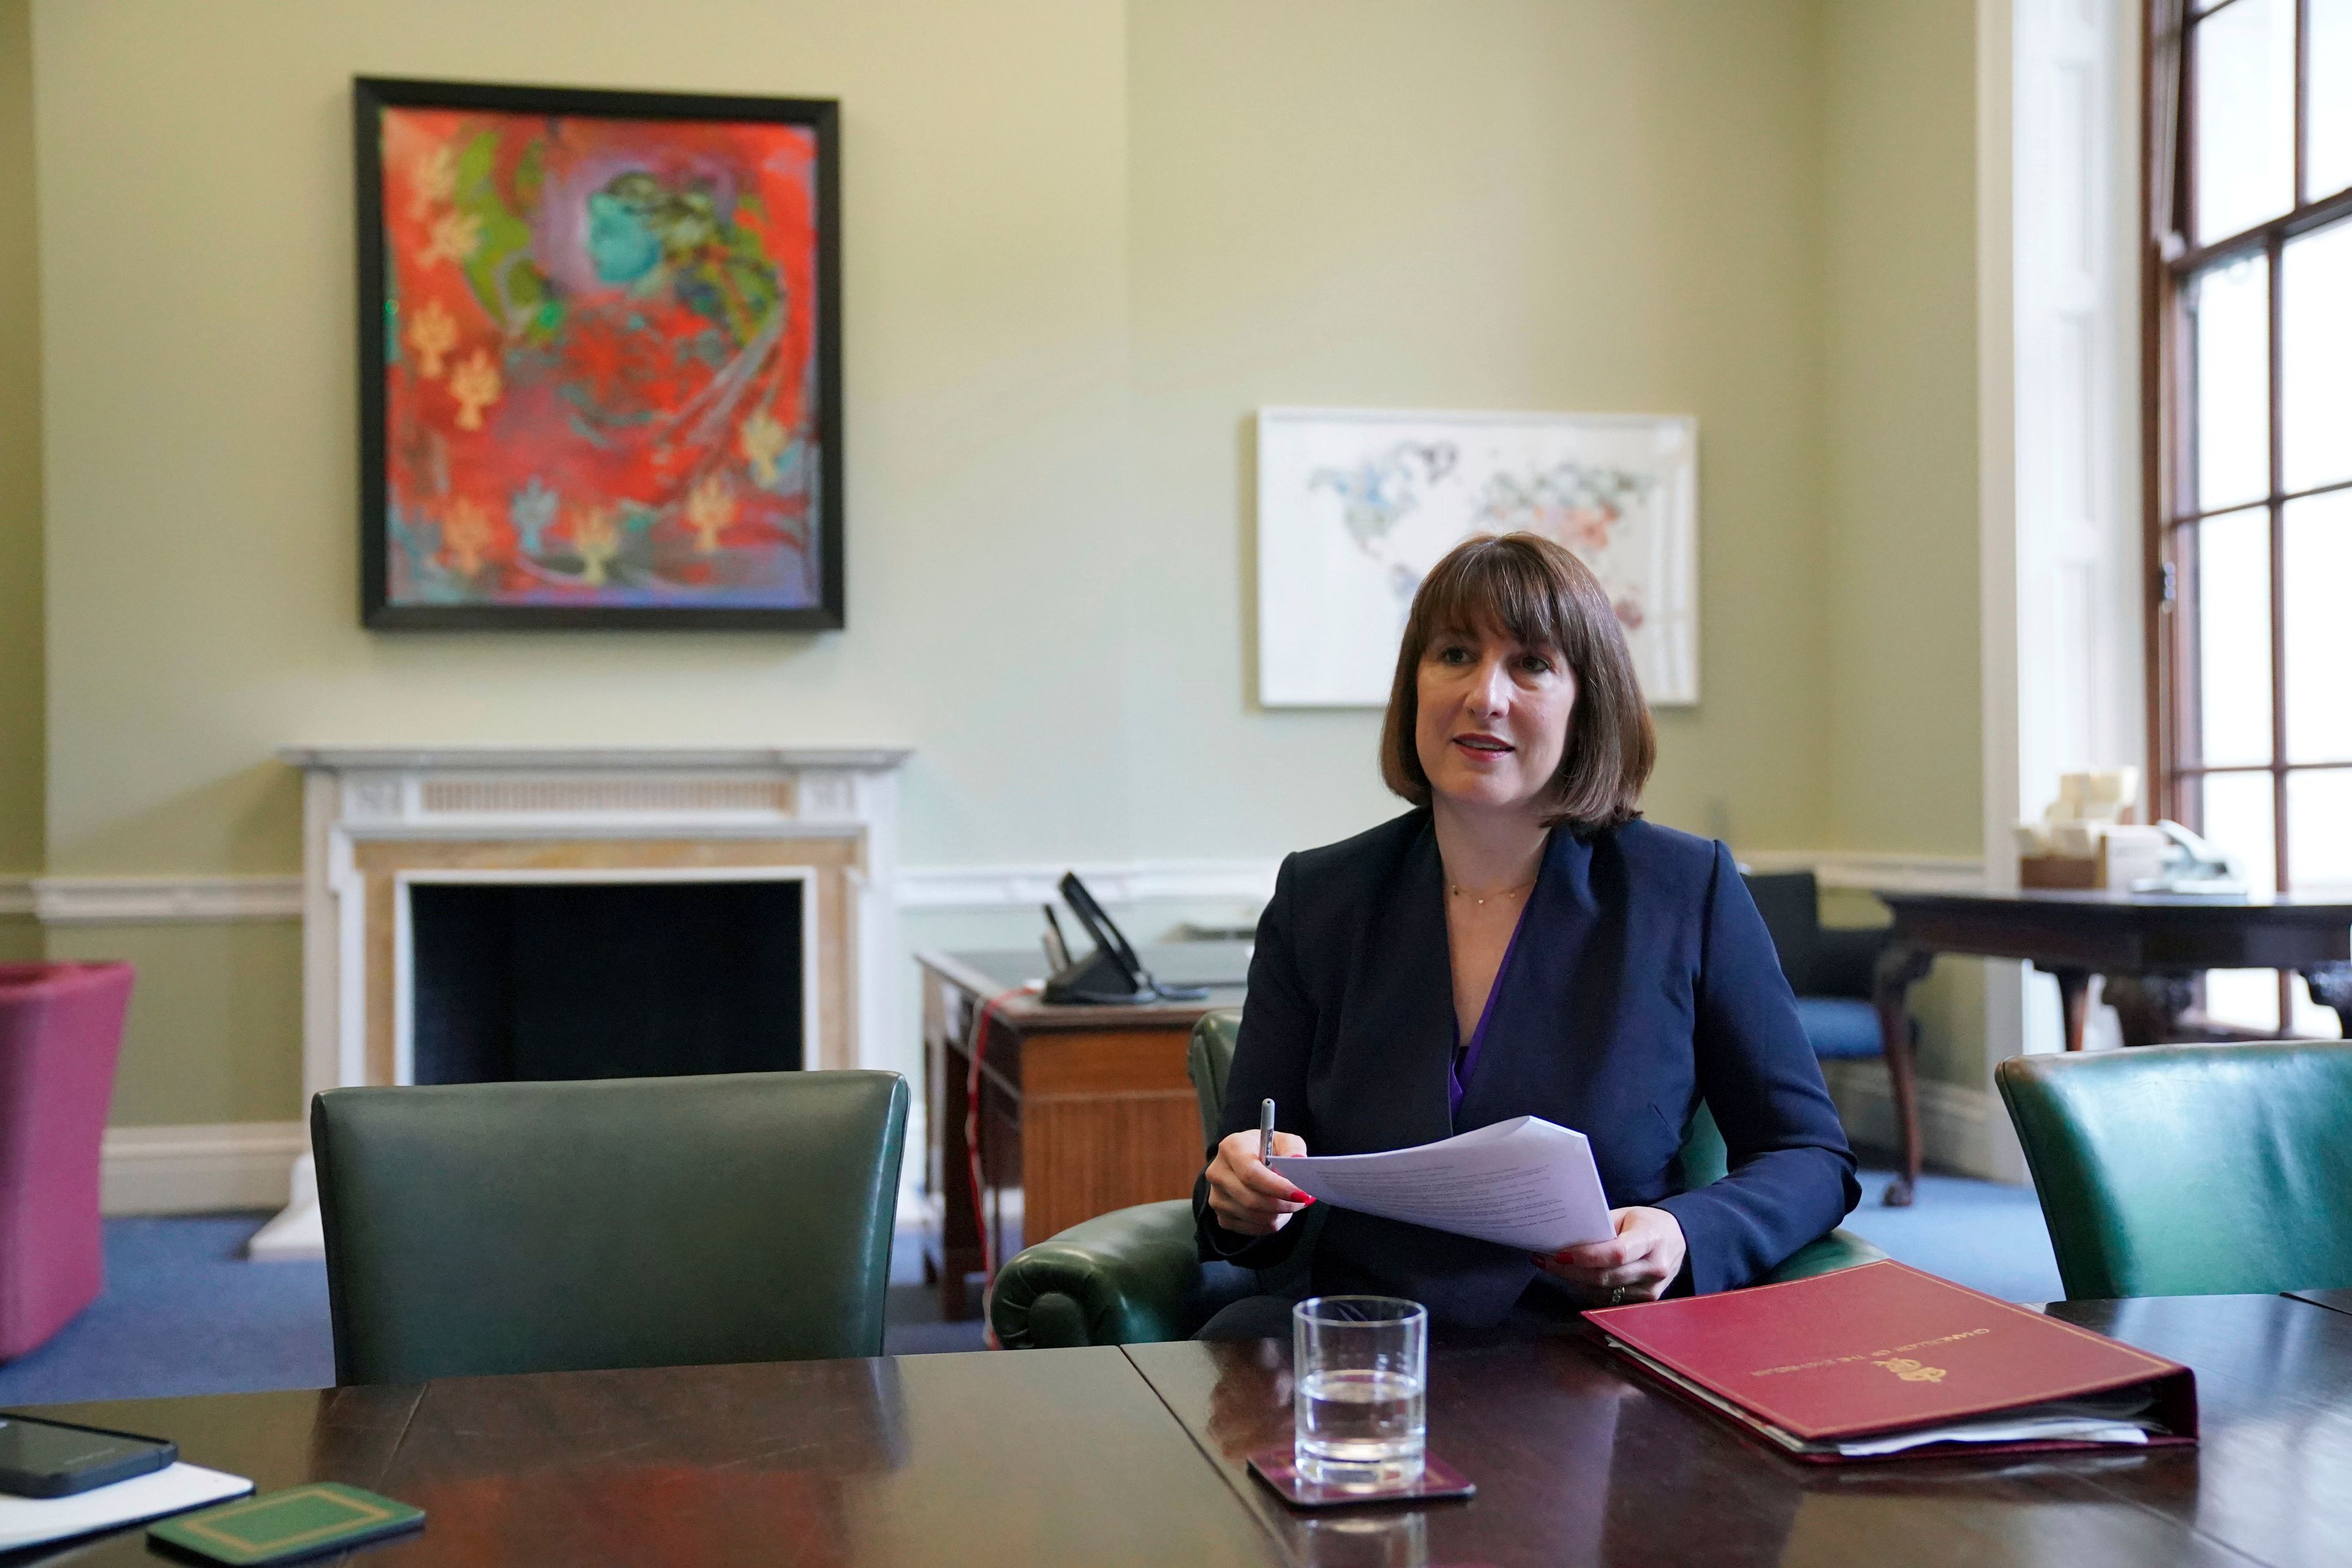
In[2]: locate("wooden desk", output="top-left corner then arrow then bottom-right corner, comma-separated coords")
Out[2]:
9,1349 -> 1275,1568
917,946 -> 1248,1320
17,1293 -> 2350,1566
1131,1291 -> 2352,1568
1857,889 -> 2351,1206
1874,889 -> 2352,1058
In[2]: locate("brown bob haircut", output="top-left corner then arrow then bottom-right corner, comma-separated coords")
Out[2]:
1378,532 -> 1656,834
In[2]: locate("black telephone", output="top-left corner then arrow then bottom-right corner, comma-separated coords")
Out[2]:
1042,873 -> 1208,1005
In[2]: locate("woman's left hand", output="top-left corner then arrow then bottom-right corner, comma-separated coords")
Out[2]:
1532,1206 -> 1687,1305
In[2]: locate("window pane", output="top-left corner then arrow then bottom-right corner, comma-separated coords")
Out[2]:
2195,508 -> 2274,766
2286,767 -> 2352,891
2204,970 -> 2282,1033
2284,491 -> 2352,762
2282,217 -> 2352,495
2313,0 -> 2352,201
2292,974 -> 2346,1039
2193,0 -> 2297,244
2199,767 -> 2278,894
2192,253 -> 2271,513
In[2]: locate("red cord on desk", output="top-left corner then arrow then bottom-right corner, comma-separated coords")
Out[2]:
964,985 -> 1031,1296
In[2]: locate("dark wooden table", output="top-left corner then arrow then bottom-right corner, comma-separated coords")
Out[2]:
1873,889 -> 2352,1058
11,1348 -> 1276,1567
919,944 -> 1248,1318
15,1293 -> 2352,1566
1131,1291 -> 2352,1568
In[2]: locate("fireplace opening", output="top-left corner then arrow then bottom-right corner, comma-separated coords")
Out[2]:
407,880 -> 805,1085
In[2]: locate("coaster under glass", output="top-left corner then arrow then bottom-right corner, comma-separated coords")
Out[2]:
1246,1448 -> 1476,1509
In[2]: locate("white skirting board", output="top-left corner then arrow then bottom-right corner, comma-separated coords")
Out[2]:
100,1123 -> 306,1216
1818,1062 -> 2013,1184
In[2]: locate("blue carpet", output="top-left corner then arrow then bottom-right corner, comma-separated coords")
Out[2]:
0,1213 -> 332,1406
1841,1162 -> 2065,1306
1,1172 -> 2055,1405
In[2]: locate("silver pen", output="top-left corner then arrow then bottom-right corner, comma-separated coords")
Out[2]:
1259,1097 -> 1276,1163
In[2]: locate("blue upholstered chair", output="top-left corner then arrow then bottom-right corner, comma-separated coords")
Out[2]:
1742,871 -> 1923,1206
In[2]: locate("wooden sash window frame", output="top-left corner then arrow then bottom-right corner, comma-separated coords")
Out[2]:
2144,0 -> 2352,1029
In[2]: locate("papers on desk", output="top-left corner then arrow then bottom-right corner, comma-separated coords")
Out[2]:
0,1462 -> 252,1553
1267,1115 -> 1616,1253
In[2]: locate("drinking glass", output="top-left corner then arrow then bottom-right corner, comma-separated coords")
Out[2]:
1292,1295 -> 1428,1488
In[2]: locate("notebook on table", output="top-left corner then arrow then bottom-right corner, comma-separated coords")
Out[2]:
1584,1260 -> 2198,1463
0,1462 -> 252,1553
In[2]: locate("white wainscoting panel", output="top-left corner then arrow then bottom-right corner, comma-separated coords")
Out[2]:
1739,851 -> 1985,894
35,876 -> 303,925
900,852 -> 1982,910
897,860 -> 1280,910
100,1122 -> 307,1216
20,853 -> 1985,924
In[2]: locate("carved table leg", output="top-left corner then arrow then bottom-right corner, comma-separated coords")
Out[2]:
2103,973 -> 2199,1047
1872,946 -> 1934,1208
2046,967 -> 2092,1052
2301,963 -> 2352,1038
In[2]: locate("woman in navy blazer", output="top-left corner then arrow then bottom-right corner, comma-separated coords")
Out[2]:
1196,533 -> 1858,1333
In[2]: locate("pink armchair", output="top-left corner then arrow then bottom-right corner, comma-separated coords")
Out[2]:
0,962 -> 134,1360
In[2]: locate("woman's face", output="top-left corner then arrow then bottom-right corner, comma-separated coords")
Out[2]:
1414,622 -> 1578,818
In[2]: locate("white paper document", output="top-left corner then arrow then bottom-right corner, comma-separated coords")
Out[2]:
1267,1115 -> 1616,1253
0,1462 -> 253,1553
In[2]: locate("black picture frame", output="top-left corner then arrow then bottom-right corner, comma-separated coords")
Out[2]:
355,76 -> 844,630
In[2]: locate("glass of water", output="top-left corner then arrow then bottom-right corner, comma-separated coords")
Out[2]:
1292,1295 -> 1428,1489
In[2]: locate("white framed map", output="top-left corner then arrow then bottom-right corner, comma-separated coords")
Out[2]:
1255,407 -> 1698,707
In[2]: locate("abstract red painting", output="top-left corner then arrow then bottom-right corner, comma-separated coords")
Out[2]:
356,80 -> 842,628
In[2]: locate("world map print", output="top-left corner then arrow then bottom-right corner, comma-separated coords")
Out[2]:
1257,410 -> 1698,706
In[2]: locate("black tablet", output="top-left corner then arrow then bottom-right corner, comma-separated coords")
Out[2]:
0,1415 -> 176,1498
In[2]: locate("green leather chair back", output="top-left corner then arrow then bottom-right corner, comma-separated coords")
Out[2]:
1997,1042 -> 2352,1299
1189,1009 -> 1242,1145
1678,1102 -> 1730,1188
314,1070 -> 907,1384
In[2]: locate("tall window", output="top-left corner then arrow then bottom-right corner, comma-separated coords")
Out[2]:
2148,0 -> 2352,1034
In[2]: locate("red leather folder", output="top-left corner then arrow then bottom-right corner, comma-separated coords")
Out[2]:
1584,1260 -> 2198,1463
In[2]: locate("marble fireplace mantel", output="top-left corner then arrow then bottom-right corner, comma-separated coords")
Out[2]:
248,745 -> 910,1259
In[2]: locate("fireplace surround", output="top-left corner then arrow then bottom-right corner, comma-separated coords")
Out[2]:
249,745 -> 908,1258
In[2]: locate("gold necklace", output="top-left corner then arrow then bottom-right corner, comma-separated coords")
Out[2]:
1448,880 -> 1534,907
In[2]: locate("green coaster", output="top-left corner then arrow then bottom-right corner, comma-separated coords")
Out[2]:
148,1483 -> 423,1564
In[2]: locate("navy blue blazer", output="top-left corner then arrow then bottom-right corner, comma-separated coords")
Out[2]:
1194,810 -> 1860,1327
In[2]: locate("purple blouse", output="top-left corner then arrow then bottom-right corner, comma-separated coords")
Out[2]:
1446,902 -> 1531,1121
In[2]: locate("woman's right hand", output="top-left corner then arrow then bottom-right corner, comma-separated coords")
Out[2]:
1204,1129 -> 1314,1235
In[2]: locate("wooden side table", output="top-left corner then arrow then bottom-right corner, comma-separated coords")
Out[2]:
916,945 -> 1250,1320
1868,892 -> 2351,1201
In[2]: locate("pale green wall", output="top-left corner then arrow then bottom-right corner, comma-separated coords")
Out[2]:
1125,0 -> 1835,856
1,0 -> 42,878
45,922 -> 304,1126
1820,0 -> 1985,1090
1822,0 -> 1983,859
23,0 -> 1991,1127
34,0 -> 1136,877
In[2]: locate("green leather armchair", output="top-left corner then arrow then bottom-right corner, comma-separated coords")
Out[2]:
315,1069 -> 908,1384
990,1011 -> 1884,1348
1997,1041 -> 2352,1299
